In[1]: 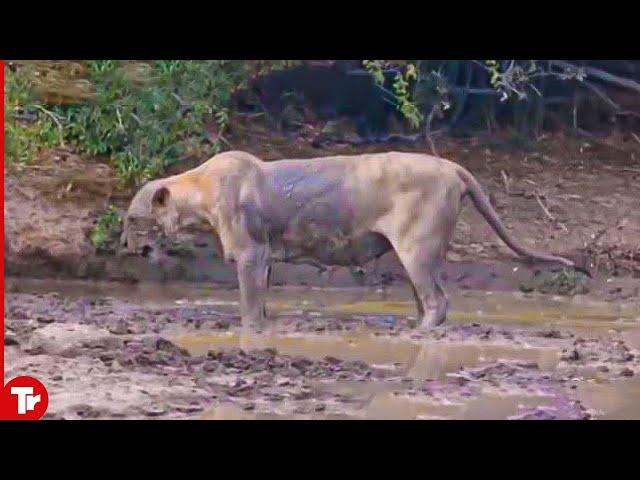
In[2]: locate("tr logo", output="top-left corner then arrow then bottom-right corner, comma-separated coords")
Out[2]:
11,386 -> 41,414
1,376 -> 49,420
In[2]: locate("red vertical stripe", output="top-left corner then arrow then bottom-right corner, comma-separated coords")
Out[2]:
1,59 -> 5,385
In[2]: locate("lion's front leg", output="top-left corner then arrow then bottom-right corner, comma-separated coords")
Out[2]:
236,245 -> 270,333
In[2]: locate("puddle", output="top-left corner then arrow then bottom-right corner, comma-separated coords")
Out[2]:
173,330 -> 420,367
365,392 -> 466,419
365,390 -> 554,420
177,330 -> 568,420
622,329 -> 640,350
325,294 -> 639,330
199,403 -> 359,420
6,278 -> 640,420
407,342 -> 560,381
200,402 -> 251,420
173,330 -> 562,379
199,382 -> 558,420
577,379 -> 640,419
8,278 -> 639,331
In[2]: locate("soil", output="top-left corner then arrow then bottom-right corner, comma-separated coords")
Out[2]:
4,281 -> 640,419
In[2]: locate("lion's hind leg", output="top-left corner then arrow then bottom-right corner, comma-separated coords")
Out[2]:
378,196 -> 458,330
396,238 -> 449,329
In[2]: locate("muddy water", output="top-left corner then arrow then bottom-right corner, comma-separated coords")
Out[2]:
174,330 -> 560,375
577,379 -> 640,420
170,330 -> 565,419
5,278 -> 640,420
8,278 -> 639,328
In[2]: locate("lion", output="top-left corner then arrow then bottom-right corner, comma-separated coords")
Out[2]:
123,150 -> 573,331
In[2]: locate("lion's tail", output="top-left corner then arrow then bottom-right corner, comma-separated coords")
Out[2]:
456,166 -> 574,267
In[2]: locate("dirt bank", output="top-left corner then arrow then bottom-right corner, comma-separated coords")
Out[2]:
4,131 -> 640,301
4,281 -> 640,419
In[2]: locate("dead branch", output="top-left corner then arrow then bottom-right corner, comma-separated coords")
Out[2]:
424,103 -> 441,157
581,80 -> 621,111
534,190 -> 555,222
32,105 -> 65,147
500,170 -> 511,194
551,60 -> 640,95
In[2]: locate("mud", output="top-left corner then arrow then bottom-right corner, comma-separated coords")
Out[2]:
5,279 -> 640,420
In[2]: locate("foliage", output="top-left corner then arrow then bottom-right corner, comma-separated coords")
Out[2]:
4,67 -> 62,165
365,59 -> 639,136
250,60 -> 301,76
90,205 -> 121,252
6,60 -> 638,183
485,60 -> 588,102
6,61 -> 257,186
520,268 -> 589,296
5,61 -> 317,186
364,60 -> 424,129
57,60 -> 251,186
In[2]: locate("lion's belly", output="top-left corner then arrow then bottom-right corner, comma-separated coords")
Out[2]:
262,161 -> 392,266
273,230 -> 392,267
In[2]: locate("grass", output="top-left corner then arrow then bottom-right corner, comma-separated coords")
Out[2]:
520,268 -> 589,295
4,67 -> 62,165
4,61 -> 294,186
90,205 -> 121,252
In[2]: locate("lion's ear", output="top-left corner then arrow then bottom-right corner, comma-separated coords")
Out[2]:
151,186 -> 170,208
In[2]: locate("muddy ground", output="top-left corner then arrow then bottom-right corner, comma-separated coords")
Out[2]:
4,279 -> 640,419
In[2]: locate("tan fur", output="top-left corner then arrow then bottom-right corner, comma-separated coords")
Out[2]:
120,178 -> 168,253
130,150 -> 573,331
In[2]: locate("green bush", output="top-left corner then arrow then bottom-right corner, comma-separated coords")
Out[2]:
5,61 -> 257,186
4,67 -> 61,165
5,60 -> 428,184
57,60 -> 250,186
90,205 -> 121,252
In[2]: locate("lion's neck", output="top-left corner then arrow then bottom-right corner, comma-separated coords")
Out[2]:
166,173 -> 212,224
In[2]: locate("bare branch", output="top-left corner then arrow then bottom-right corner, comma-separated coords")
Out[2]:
551,60 -> 640,95
581,80 -> 621,111
534,190 -> 555,222
32,104 -> 65,147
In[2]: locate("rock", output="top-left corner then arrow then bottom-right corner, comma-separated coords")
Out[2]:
174,404 -> 204,414
519,269 -> 589,296
155,337 -> 191,356
291,357 -> 313,372
143,404 -> 167,417
562,349 -> 581,361
539,329 -> 563,339
74,405 -> 103,419
25,323 -> 121,357
107,320 -> 131,335
36,316 -> 56,324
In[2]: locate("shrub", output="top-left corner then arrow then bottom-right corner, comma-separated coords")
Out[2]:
6,61 -> 256,186
4,66 -> 61,165
57,60 -> 251,187
90,205 -> 121,252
